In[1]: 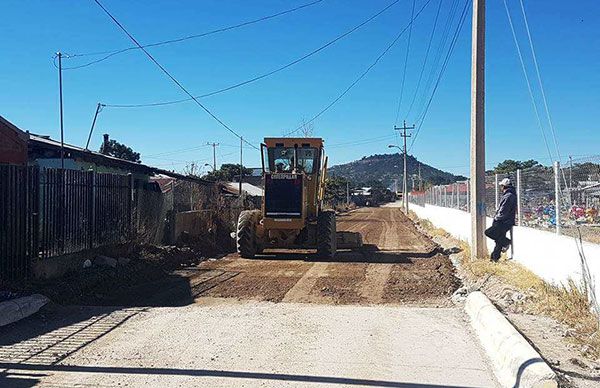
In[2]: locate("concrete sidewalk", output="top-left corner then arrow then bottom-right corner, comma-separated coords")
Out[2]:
1,302 -> 499,387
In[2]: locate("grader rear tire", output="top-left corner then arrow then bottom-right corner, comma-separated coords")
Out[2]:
237,210 -> 261,258
317,210 -> 337,259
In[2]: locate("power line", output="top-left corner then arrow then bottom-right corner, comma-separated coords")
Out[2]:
409,0 -> 469,151
100,0 -> 403,109
285,0 -> 433,136
144,144 -> 211,158
327,134 -> 396,148
92,0 -> 259,150
502,0 -> 554,163
518,0 -> 562,161
404,0 -> 442,121
60,0 -> 326,70
413,0 -> 460,120
394,0 -> 416,124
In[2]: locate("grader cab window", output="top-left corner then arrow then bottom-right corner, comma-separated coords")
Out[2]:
268,147 -> 318,174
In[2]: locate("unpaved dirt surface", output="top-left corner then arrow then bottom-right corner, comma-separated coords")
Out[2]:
125,207 -> 458,307
337,207 -> 438,253
0,302 -> 499,387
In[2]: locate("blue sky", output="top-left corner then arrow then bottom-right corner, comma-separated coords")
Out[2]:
1,0 -> 598,176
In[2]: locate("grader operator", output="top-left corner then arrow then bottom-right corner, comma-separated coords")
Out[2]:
236,137 -> 362,259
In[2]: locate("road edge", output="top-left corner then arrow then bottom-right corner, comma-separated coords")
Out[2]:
465,291 -> 558,388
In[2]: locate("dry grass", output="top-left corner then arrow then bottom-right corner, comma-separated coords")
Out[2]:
414,213 -> 600,360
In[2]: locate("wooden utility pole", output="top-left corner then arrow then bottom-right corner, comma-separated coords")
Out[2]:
57,52 -> 65,170
207,142 -> 219,171
394,121 -> 414,214
470,0 -> 487,259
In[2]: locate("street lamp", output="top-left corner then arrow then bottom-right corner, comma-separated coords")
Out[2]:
388,144 -> 408,213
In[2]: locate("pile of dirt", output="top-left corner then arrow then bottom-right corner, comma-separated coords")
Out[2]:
9,245 -> 213,306
383,254 -> 460,303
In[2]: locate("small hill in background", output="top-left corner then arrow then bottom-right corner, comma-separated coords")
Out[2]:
329,153 -> 466,188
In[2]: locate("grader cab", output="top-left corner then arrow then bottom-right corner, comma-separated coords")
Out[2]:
236,137 -> 362,259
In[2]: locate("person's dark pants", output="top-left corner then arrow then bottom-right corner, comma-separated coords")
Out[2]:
485,221 -> 512,261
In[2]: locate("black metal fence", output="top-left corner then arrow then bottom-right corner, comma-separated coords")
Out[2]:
0,165 -> 39,280
39,169 -> 132,259
1,165 -> 134,279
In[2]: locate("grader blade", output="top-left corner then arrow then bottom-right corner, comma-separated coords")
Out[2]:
336,231 -> 363,249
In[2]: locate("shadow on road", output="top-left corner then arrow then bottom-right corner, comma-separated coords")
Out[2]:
0,362 -> 475,388
256,246 -> 438,264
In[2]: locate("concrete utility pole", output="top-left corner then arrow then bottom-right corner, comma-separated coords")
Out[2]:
470,0 -> 487,259
418,162 -> 422,191
394,121 -> 415,214
85,103 -> 105,150
239,137 -> 243,197
346,181 -> 350,205
207,142 -> 219,171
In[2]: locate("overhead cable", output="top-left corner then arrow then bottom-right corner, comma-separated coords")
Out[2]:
404,0 -> 443,121
92,0 -> 259,150
394,0 -> 416,124
60,0 -> 326,70
100,0 -> 403,108
502,0 -> 554,163
409,0 -> 469,151
285,0 -> 433,136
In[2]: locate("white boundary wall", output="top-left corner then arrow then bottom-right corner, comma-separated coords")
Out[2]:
409,203 -> 600,302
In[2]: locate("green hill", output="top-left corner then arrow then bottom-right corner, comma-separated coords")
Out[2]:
329,153 -> 466,188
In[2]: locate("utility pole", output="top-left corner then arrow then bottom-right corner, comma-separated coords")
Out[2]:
85,103 -> 105,150
239,137 -> 243,197
57,52 -> 65,170
207,142 -> 219,171
418,162 -> 422,191
394,121 -> 414,214
569,155 -> 573,190
346,181 -> 350,205
470,0 -> 487,259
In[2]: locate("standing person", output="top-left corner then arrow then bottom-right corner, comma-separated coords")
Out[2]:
485,178 -> 517,262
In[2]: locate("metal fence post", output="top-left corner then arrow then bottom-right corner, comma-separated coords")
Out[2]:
494,173 -> 499,209
516,169 -> 522,226
456,183 -> 460,209
554,161 -> 561,235
466,179 -> 470,212
87,170 -> 94,250
128,173 -> 134,239
445,186 -> 448,207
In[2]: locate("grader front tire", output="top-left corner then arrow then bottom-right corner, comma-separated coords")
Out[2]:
317,210 -> 337,259
237,210 -> 260,258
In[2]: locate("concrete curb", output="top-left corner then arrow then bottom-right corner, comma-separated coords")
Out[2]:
0,294 -> 49,327
465,291 -> 557,388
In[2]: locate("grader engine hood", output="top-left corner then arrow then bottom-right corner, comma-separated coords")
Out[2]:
264,173 -> 303,218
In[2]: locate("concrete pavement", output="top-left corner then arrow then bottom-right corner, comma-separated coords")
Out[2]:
1,301 -> 499,387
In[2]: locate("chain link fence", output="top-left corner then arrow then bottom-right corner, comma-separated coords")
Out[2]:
408,156 -> 600,244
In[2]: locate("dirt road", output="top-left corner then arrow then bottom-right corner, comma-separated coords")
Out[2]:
337,207 -> 437,253
107,206 -> 457,307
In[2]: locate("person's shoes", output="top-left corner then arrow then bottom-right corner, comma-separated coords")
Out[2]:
501,242 -> 511,253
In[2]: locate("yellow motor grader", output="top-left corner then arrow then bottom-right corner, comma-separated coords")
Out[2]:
236,137 -> 362,259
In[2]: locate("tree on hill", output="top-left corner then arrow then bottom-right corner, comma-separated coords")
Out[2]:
324,176 -> 350,205
493,159 -> 540,173
329,153 -> 464,188
203,164 -> 253,182
99,138 -> 141,163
